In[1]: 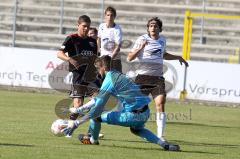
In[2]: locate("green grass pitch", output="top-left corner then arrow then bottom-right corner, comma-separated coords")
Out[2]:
0,90 -> 239,159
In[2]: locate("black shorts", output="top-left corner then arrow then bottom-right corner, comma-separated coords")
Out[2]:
134,74 -> 166,98
69,70 -> 100,98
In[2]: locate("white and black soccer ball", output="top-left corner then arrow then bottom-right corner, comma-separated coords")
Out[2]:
50,119 -> 69,137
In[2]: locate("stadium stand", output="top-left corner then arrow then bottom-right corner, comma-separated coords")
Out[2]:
0,0 -> 239,62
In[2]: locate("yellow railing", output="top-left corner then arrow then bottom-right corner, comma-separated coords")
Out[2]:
182,10 -> 240,61
229,48 -> 240,64
180,11 -> 240,100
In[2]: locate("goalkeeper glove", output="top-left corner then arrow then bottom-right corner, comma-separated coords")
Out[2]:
61,120 -> 78,137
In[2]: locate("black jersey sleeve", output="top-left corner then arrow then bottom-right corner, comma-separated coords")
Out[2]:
59,36 -> 73,53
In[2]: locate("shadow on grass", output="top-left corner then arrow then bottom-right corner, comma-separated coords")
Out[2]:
101,138 -> 149,144
168,122 -> 240,129
0,143 -> 34,147
100,144 -> 220,154
101,138 -> 239,149
171,139 -> 240,148
101,144 -> 161,151
72,138 -> 220,155
180,150 -> 221,155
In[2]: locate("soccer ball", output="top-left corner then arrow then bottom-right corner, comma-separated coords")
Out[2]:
50,119 -> 69,137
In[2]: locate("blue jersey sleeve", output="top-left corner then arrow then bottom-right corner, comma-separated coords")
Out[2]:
88,72 -> 114,118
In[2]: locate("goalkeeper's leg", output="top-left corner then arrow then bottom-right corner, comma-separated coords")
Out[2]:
88,118 -> 101,142
78,118 -> 101,145
130,127 -> 180,151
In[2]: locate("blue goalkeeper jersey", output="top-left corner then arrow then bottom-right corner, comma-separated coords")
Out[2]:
89,71 -> 151,118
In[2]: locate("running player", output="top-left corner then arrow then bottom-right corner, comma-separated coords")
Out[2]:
57,15 -> 98,130
127,17 -> 189,140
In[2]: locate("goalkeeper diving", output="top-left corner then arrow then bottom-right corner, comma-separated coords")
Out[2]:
63,55 -> 180,151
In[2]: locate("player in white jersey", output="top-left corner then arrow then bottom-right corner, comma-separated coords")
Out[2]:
127,17 -> 188,140
97,6 -> 123,72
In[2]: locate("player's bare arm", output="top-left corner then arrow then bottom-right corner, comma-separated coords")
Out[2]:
57,50 -> 81,70
97,37 -> 101,54
163,52 -> 189,67
127,40 -> 147,61
111,44 -> 121,59
57,50 -> 70,61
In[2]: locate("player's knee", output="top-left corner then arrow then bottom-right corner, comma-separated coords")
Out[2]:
73,98 -> 83,107
155,98 -> 166,112
155,103 -> 164,112
92,117 -> 102,123
130,127 -> 140,135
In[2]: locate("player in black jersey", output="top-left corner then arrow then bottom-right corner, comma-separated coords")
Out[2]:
57,15 -> 99,127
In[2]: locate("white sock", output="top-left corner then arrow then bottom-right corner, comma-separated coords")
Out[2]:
90,136 -> 98,144
156,112 -> 166,138
157,138 -> 167,148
